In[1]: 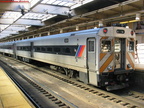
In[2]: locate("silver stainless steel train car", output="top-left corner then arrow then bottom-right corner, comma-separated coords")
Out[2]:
0,27 -> 136,90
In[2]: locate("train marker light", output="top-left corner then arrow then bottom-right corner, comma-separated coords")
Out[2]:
131,31 -> 134,35
103,28 -> 108,33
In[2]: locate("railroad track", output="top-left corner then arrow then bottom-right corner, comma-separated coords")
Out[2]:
111,89 -> 144,108
0,55 -> 144,108
129,91 -> 144,101
0,60 -> 77,108
126,91 -> 144,106
110,88 -> 144,106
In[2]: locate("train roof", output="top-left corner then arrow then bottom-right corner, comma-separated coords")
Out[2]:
0,26 -> 134,44
16,28 -> 101,43
0,41 -> 14,45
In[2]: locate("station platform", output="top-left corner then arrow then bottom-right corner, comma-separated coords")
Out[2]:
0,67 -> 34,108
135,63 -> 144,71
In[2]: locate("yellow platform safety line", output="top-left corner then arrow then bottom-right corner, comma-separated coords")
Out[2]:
0,67 -> 35,108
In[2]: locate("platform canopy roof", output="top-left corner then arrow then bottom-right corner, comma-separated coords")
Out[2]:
0,0 -> 142,40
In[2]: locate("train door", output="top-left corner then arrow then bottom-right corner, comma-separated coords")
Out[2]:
114,38 -> 126,70
87,38 -> 98,86
30,42 -> 34,57
13,43 -> 17,58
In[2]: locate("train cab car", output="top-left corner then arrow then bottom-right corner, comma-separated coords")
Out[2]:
0,27 -> 136,91
96,27 -> 135,90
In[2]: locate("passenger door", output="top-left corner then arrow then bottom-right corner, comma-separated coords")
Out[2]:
30,42 -> 34,57
114,38 -> 126,70
13,43 -> 17,58
87,38 -> 98,86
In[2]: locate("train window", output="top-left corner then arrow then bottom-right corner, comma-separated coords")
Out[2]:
19,47 -> 21,50
23,47 -> 26,50
47,47 -> 52,52
36,47 -> 41,51
65,48 -> 70,53
8,46 -> 11,49
129,41 -> 134,52
63,47 -> 71,53
88,41 -> 94,52
54,47 -> 61,52
20,47 -> 23,50
18,47 -> 22,50
101,41 -> 111,52
25,47 -> 30,51
41,47 -> 46,52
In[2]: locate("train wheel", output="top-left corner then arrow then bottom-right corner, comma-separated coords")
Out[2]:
68,70 -> 74,78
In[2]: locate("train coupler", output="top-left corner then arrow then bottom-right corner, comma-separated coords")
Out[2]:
106,83 -> 129,91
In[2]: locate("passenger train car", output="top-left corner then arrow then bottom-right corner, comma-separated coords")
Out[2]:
0,27 -> 136,90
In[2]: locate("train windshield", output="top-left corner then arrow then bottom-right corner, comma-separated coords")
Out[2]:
101,40 -> 111,52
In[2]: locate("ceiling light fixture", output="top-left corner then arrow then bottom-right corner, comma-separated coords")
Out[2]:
135,13 -> 140,20
99,20 -> 103,27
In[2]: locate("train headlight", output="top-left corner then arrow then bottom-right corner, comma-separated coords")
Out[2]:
127,64 -> 131,68
126,78 -> 129,81
107,66 -> 113,71
105,82 -> 109,85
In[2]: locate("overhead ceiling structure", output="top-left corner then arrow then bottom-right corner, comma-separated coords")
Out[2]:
0,0 -> 143,41
0,0 -> 81,39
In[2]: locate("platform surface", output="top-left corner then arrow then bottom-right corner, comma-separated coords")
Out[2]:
0,67 -> 34,108
135,63 -> 144,71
